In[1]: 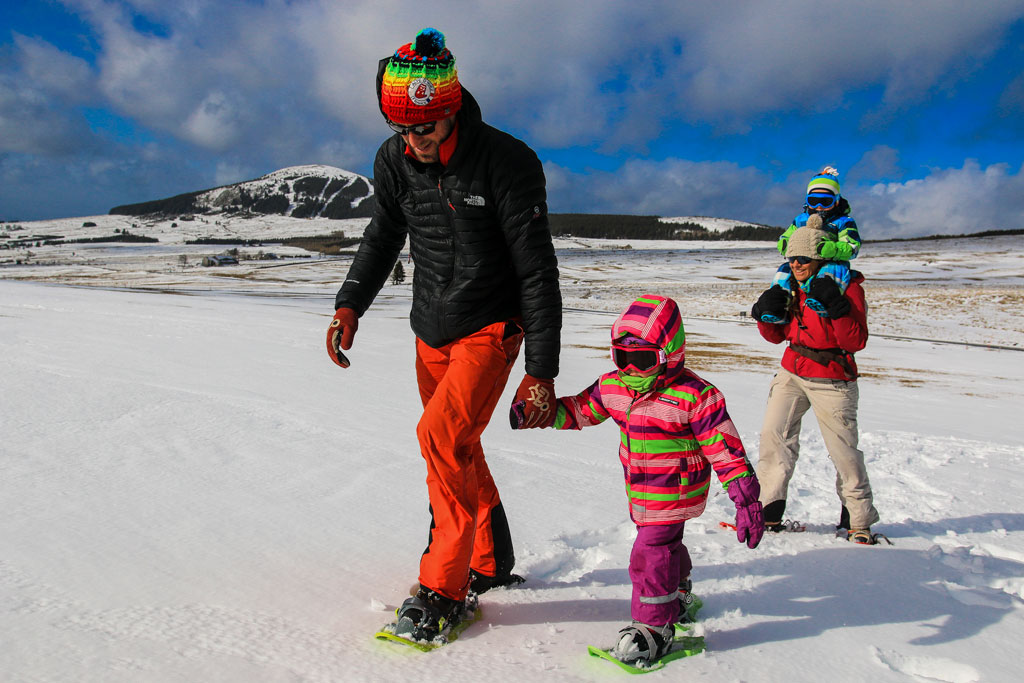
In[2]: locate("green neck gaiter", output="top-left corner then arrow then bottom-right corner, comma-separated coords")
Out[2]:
618,371 -> 660,393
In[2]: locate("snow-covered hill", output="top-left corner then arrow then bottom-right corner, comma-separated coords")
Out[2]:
659,215 -> 769,233
109,164 -> 375,220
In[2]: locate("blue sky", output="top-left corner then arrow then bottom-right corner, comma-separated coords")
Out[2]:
2,1 -> 1024,237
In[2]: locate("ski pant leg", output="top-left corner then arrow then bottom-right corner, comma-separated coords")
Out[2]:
802,377 -> 879,529
757,369 -> 812,507
629,522 -> 686,627
414,322 -> 521,601
464,445 -> 516,578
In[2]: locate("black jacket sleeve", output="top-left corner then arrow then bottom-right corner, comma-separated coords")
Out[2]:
493,140 -> 561,379
334,144 -> 408,315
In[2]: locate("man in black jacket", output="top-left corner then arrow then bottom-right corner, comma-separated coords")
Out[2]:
326,28 -> 561,641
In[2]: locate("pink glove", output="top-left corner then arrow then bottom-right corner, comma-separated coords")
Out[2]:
326,308 -> 358,368
728,475 -> 764,549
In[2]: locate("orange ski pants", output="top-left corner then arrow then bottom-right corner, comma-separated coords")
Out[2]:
415,321 -> 523,601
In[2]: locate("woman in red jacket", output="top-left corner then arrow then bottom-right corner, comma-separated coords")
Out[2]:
751,225 -> 881,544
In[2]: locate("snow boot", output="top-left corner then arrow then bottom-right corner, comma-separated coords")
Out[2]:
837,505 -> 851,532
393,587 -> 477,642
676,579 -> 700,625
763,500 -> 786,531
611,622 -> 674,665
469,569 -> 525,594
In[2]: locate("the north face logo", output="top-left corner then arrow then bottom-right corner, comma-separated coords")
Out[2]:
466,195 -> 485,207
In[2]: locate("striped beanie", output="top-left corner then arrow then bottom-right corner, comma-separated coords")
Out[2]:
380,28 -> 462,125
807,166 -> 841,199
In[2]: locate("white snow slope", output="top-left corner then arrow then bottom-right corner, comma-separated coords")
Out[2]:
2,229 -> 1023,682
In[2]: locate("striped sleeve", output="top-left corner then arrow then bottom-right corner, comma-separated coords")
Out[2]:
688,384 -> 752,485
552,378 -> 612,430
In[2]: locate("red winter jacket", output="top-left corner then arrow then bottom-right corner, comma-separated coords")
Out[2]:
757,272 -> 869,380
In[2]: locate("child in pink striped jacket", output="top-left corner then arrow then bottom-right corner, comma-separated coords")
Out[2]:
512,294 -> 763,666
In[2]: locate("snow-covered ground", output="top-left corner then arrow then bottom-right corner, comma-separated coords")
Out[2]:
2,219 -> 1023,682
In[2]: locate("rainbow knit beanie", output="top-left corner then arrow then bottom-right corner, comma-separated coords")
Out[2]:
380,28 -> 462,125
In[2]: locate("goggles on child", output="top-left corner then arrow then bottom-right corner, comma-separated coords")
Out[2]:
387,119 -> 438,136
611,341 -> 667,374
806,192 -> 837,210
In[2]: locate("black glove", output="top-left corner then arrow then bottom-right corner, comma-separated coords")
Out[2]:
751,286 -> 790,322
808,277 -> 851,318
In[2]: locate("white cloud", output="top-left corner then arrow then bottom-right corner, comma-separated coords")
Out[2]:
858,161 -> 1024,237
182,91 -> 240,150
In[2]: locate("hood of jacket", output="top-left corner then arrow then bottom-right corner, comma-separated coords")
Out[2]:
610,295 -> 686,388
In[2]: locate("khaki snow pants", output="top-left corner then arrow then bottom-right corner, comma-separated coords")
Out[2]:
756,368 -> 879,529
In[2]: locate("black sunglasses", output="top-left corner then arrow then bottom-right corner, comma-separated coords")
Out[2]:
387,120 -> 437,136
788,256 -> 815,265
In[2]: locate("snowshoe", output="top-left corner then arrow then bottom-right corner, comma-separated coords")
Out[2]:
470,569 -> 525,594
611,622 -> 675,666
841,528 -> 893,546
588,620 -> 705,673
375,588 -> 479,651
765,519 -> 806,533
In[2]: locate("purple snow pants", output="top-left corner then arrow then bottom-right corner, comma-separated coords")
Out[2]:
629,522 -> 691,626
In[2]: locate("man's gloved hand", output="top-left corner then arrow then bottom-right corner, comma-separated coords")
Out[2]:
728,475 -> 765,549
326,308 -> 358,368
751,286 -> 790,323
509,374 -> 555,429
807,277 -> 851,318
817,239 -> 839,260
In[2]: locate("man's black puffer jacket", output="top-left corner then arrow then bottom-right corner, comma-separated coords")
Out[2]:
335,86 -> 561,379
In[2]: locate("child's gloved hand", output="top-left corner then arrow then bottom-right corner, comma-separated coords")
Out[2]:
727,475 -> 764,549
816,239 -> 839,260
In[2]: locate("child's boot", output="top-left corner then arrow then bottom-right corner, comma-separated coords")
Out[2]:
611,622 -> 674,665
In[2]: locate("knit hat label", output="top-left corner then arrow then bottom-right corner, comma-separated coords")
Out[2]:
408,78 -> 436,106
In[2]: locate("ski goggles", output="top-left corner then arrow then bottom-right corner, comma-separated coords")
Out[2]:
787,255 -> 815,265
806,192 -> 838,210
611,342 -> 666,374
387,119 -> 438,136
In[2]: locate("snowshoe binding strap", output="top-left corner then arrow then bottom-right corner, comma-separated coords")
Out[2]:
765,519 -> 806,533
611,623 -> 673,665
842,528 -> 893,546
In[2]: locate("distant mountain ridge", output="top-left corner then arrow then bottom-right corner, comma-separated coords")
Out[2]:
109,165 -> 374,220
